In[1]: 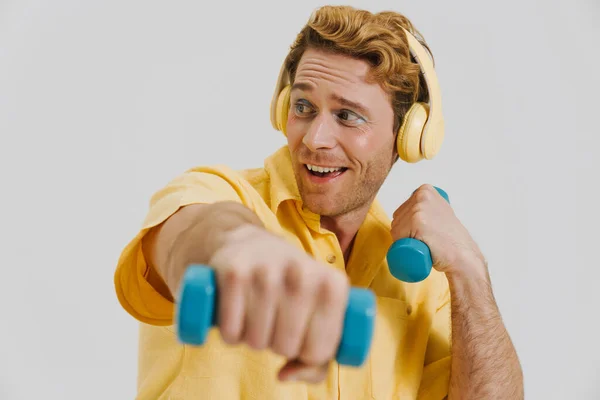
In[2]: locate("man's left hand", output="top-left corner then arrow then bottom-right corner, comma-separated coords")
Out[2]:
390,184 -> 486,277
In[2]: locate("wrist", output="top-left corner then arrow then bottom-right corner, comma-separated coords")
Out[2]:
166,210 -> 263,293
445,256 -> 500,316
445,254 -> 490,289
445,247 -> 487,277
223,222 -> 264,242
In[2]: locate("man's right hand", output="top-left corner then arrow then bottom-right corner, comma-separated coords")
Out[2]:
145,202 -> 351,383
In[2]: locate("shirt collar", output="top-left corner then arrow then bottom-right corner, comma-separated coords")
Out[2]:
264,145 -> 303,214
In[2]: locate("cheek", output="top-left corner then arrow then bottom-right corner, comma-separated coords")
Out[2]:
285,115 -> 304,148
351,126 -> 389,154
353,131 -> 371,151
347,128 -> 395,168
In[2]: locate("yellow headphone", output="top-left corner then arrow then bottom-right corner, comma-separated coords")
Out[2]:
269,27 -> 444,163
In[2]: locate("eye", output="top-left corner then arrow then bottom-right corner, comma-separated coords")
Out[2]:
337,110 -> 365,125
293,100 -> 314,116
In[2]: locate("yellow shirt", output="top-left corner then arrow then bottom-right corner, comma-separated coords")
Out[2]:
114,145 -> 451,400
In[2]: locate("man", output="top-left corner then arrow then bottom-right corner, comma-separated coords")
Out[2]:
114,5 -> 523,399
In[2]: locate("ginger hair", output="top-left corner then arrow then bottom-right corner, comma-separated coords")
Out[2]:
285,5 -> 433,132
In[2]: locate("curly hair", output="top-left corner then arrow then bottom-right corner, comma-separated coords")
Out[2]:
284,5 -> 433,132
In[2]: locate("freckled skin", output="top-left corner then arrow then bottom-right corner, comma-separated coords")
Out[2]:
286,48 -> 397,224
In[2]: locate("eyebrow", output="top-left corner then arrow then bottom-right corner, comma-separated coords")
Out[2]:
291,82 -> 371,117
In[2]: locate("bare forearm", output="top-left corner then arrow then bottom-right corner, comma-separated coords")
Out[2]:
447,262 -> 524,399
142,201 -> 264,297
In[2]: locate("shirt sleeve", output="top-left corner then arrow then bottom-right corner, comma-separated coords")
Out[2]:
417,273 -> 452,400
113,165 -> 258,326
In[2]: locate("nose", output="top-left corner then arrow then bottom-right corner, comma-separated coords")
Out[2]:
302,113 -> 337,151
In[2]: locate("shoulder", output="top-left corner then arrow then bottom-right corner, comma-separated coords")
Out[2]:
154,164 -> 269,204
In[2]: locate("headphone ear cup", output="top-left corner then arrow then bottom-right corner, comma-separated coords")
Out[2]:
275,85 -> 291,135
396,102 -> 429,163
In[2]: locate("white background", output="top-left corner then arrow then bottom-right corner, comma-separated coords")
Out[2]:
1,0 -> 598,399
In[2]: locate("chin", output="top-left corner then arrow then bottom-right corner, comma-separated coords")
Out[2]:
301,194 -> 343,217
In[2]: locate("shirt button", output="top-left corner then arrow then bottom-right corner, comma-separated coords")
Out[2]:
406,304 -> 413,315
326,254 -> 337,263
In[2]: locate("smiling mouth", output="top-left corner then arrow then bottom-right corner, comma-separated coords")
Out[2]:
304,164 -> 348,178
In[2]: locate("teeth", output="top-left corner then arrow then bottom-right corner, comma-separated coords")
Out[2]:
306,164 -> 342,173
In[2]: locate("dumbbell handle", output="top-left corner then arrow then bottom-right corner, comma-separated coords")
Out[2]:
175,264 -> 376,367
386,187 -> 450,283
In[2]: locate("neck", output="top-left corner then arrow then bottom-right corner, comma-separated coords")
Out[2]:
320,204 -> 371,264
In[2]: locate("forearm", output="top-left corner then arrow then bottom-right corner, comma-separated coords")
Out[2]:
142,201 -> 264,298
447,261 -> 524,399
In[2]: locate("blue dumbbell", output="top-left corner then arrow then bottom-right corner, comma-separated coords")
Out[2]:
386,186 -> 450,283
175,264 -> 376,367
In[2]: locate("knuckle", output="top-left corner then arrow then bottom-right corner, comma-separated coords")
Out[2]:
411,209 -> 427,227
418,183 -> 435,193
414,187 -> 433,203
301,329 -> 340,366
245,330 -> 267,350
221,266 -> 249,289
301,342 -> 332,366
300,350 -> 324,366
314,352 -> 333,367
252,264 -> 279,296
283,260 -> 305,296
272,338 -> 301,360
220,321 -> 242,344
319,271 -> 348,304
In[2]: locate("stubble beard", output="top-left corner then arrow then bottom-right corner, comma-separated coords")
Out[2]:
294,160 -> 393,218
